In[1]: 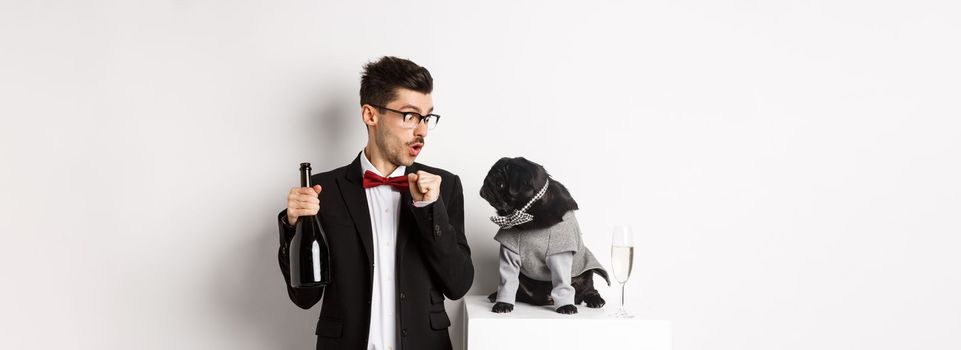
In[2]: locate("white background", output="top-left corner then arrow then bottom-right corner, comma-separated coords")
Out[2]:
2,1 -> 959,349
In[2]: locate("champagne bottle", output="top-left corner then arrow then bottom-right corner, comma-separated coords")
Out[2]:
289,162 -> 331,288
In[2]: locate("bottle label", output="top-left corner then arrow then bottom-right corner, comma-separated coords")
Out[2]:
312,241 -> 322,282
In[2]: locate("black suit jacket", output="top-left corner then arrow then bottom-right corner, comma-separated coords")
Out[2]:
277,153 -> 474,350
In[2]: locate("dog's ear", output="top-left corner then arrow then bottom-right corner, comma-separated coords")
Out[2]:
491,157 -> 511,171
515,157 -> 544,170
548,178 -> 579,213
519,158 -> 550,187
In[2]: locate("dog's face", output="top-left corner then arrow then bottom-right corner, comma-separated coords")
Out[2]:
480,157 -> 549,216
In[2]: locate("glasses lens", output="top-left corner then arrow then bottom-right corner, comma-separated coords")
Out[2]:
401,113 -> 418,128
397,112 -> 439,130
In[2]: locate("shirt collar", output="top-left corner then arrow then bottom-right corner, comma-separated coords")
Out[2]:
360,148 -> 406,178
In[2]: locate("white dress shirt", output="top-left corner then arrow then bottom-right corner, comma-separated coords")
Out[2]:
360,149 -> 433,350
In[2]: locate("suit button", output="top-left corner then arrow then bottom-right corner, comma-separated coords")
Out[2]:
399,292 -> 406,300
433,224 -> 442,238
402,329 -> 408,337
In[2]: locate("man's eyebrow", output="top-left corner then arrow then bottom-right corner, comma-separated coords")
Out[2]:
398,105 -> 435,114
396,105 -> 421,113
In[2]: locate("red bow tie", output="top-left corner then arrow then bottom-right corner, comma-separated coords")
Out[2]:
362,170 -> 409,191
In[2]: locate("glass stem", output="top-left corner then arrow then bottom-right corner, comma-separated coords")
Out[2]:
620,282 -> 626,310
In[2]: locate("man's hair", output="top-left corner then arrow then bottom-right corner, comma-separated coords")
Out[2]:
360,56 -> 433,108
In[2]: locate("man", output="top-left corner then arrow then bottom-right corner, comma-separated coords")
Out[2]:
276,56 -> 474,350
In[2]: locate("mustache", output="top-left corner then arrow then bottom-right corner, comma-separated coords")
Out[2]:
408,137 -> 425,146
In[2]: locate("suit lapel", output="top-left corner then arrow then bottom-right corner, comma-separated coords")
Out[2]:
335,153 -> 421,271
336,154 -> 375,267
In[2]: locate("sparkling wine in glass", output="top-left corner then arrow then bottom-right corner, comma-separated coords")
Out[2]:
611,225 -> 635,318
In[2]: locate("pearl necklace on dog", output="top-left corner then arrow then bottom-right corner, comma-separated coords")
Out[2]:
489,179 -> 550,229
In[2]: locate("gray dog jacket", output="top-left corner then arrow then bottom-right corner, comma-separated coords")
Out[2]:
494,211 -> 611,306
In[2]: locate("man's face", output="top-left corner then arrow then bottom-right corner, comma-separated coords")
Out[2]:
367,88 -> 433,167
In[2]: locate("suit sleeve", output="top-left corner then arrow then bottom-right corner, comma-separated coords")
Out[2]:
408,174 -> 475,300
277,209 -> 324,309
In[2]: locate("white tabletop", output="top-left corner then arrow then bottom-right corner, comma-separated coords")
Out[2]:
461,295 -> 672,350
463,295 -> 641,320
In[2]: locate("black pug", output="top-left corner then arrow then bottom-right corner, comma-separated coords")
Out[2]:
480,157 -> 610,314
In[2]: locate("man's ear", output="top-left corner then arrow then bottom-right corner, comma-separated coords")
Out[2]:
362,104 -> 378,127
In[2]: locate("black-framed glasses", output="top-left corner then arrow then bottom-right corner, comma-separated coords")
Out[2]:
368,104 -> 441,130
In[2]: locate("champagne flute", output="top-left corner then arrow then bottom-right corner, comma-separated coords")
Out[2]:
610,225 -> 635,318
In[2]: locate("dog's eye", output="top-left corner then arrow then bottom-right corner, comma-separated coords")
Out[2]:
497,182 -> 505,189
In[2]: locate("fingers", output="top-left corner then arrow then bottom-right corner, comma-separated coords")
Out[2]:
288,188 -> 320,203
407,173 -> 418,188
290,186 -> 321,196
287,186 -> 322,218
288,207 -> 319,218
297,186 -> 321,195
415,171 -> 441,194
287,200 -> 320,212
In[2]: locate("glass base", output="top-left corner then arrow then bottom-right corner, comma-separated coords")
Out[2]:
610,307 -> 634,318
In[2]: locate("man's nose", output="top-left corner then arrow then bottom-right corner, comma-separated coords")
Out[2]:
413,119 -> 428,137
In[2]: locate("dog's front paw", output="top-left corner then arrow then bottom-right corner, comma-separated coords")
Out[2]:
556,304 -> 578,314
583,293 -> 606,308
492,302 -> 514,313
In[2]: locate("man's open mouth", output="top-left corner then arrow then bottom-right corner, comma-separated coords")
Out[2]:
408,143 -> 424,156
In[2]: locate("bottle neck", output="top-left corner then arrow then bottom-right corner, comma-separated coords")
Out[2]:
299,163 -> 312,187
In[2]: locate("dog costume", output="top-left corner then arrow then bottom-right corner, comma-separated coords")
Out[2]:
494,210 -> 611,307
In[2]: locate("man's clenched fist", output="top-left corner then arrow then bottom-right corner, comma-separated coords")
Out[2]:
407,171 -> 441,203
286,185 -> 321,225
